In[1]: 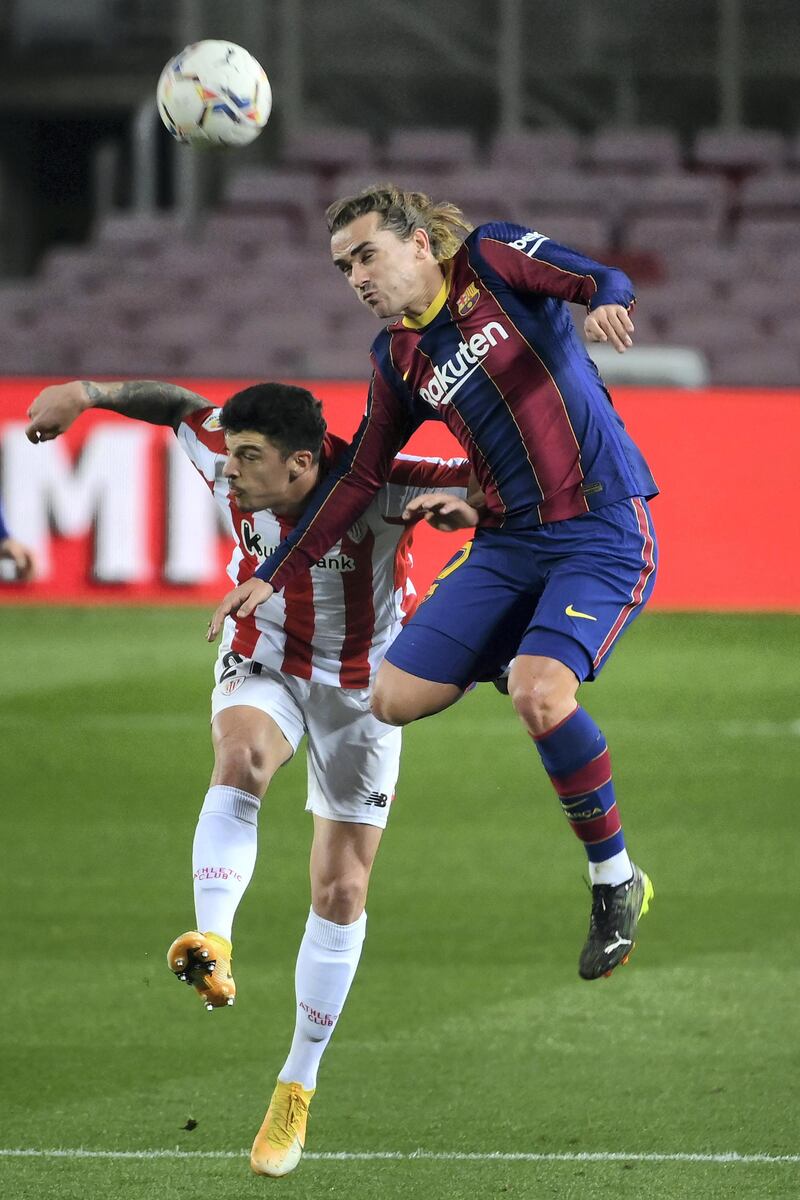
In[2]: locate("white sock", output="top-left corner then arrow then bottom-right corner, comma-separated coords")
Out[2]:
279,908 -> 367,1091
192,785 -> 260,941
588,848 -> 633,887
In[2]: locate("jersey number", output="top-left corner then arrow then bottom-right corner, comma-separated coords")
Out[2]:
421,540 -> 474,603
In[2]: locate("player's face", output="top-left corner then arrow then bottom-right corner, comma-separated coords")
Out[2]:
222,430 -> 311,514
331,212 -> 432,318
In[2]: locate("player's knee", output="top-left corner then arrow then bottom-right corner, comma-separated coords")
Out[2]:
313,876 -> 367,924
213,733 -> 271,796
370,685 -> 414,726
508,673 -> 566,735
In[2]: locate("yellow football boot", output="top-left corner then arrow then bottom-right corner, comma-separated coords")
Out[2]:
166,930 -> 235,1010
250,1080 -> 315,1177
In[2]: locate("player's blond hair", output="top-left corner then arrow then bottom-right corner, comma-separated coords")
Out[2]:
325,184 -> 473,262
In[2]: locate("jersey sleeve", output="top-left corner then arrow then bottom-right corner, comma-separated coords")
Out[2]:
472,222 -> 635,311
176,407 -> 226,491
0,502 -> 10,541
380,454 -> 471,521
254,364 -> 419,591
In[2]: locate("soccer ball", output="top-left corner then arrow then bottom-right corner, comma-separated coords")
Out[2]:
156,40 -> 272,148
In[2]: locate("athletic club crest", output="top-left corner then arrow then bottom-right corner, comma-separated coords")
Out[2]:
203,410 -> 223,432
220,675 -> 245,696
456,283 -> 480,316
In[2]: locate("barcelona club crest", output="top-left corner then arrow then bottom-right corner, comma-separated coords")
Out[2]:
456,283 -> 480,316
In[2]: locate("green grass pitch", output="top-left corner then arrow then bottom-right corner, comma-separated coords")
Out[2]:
1,607 -> 798,1199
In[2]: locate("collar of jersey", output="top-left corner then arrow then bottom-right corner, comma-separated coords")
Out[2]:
401,261 -> 452,330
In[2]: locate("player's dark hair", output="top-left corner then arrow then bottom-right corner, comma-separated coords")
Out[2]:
326,183 -> 473,262
220,382 -> 326,461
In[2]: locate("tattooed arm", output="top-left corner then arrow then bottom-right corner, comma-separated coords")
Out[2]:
25,379 -> 209,443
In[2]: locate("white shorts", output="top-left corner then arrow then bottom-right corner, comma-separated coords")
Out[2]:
211,646 -> 400,829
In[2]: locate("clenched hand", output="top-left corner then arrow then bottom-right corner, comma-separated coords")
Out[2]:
25,381 -> 89,442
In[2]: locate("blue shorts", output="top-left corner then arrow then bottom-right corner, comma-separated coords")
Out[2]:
385,497 -> 657,688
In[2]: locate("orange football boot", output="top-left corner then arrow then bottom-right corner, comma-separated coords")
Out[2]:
166,930 -> 235,1010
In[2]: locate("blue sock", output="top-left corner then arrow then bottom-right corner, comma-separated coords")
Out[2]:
533,706 -> 626,865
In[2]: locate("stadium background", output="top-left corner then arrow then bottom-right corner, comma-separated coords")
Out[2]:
1,3 -> 798,1199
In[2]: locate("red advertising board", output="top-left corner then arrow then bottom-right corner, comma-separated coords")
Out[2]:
0,378 -> 798,610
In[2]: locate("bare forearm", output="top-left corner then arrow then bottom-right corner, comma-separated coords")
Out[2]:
26,378 -> 209,444
82,380 -> 208,428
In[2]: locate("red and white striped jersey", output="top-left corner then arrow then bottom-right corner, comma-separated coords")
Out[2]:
178,407 -> 470,688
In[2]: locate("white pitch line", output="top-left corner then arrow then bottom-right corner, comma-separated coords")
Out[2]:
0,1149 -> 798,1165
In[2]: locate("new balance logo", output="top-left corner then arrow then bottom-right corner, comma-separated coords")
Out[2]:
419,321 -> 510,409
364,791 -> 389,808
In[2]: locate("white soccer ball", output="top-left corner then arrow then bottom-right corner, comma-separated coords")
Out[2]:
156,40 -> 272,148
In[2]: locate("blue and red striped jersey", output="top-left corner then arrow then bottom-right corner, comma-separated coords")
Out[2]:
256,222 -> 657,592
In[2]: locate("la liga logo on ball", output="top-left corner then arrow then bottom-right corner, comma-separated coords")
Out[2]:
157,39 -> 272,148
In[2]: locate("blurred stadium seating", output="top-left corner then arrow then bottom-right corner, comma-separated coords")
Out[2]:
0,0 -> 798,387
1,118 -> 797,384
1,117 -> 796,384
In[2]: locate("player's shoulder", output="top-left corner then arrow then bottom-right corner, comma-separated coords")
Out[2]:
466,221 -> 543,253
322,430 -> 351,467
181,404 -> 221,435
178,405 -> 226,452
322,431 -> 380,508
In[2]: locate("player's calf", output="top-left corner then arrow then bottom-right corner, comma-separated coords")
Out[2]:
166,930 -> 235,1009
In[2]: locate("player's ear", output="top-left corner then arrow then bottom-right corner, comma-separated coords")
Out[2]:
413,226 -> 431,257
288,449 -> 314,480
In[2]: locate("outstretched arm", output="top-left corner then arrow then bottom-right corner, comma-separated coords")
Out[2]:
475,224 -> 636,352
26,379 -> 208,442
